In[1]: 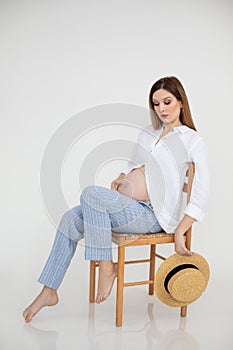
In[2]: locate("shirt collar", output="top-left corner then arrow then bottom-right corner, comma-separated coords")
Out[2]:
150,124 -> 189,150
160,123 -> 190,134
174,125 -> 190,134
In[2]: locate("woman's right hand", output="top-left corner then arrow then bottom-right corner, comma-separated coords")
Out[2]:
174,231 -> 193,256
111,173 -> 125,191
111,179 -> 122,191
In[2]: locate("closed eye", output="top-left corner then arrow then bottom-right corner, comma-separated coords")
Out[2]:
153,100 -> 171,106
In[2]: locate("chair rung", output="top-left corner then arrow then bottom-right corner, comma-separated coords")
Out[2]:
94,259 -> 151,267
124,280 -> 153,287
124,259 -> 150,264
155,253 -> 166,261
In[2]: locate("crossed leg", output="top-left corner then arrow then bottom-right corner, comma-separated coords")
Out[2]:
23,185 -> 161,321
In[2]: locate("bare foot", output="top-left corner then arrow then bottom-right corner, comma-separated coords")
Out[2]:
95,261 -> 117,304
23,286 -> 59,323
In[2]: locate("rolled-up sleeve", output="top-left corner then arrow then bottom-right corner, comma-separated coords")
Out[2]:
185,137 -> 210,222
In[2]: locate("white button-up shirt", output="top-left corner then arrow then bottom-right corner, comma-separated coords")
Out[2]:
119,124 -> 210,233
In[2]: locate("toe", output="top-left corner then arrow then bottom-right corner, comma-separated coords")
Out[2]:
23,309 -> 28,321
95,296 -> 101,304
23,307 -> 34,323
24,313 -> 31,323
25,317 -> 30,323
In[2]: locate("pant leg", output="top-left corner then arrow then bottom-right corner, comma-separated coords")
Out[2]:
38,205 -> 84,289
80,185 -> 162,261
38,186 -> 162,288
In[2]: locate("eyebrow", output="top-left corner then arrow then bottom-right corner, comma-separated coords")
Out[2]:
152,96 -> 172,102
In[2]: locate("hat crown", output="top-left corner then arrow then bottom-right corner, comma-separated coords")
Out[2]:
168,269 -> 206,303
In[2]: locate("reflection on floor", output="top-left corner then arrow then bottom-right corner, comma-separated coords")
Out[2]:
22,303 -> 199,350
1,276 -> 232,350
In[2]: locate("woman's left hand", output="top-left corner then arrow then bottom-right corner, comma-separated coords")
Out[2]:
174,231 -> 194,256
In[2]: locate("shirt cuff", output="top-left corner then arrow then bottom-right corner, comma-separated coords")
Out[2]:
184,203 -> 206,222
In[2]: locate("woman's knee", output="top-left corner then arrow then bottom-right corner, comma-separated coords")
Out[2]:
80,185 -> 117,208
80,185 -> 96,199
80,185 -> 113,201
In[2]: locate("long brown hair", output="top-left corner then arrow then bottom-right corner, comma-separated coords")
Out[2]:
148,76 -> 197,131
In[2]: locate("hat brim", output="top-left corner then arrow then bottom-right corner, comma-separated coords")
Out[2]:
154,253 -> 210,307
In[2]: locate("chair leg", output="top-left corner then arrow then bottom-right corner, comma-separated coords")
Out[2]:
89,260 -> 96,303
149,244 -> 156,295
116,245 -> 125,327
180,226 -> 190,317
180,305 -> 187,317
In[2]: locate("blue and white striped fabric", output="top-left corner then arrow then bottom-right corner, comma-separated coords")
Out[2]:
38,185 -> 162,289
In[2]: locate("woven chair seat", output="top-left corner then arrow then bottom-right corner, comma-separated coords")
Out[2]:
112,231 -> 175,246
112,231 -> 173,240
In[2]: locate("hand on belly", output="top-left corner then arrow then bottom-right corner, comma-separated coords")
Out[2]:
117,166 -> 149,201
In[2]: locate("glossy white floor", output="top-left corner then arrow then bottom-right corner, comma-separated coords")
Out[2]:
1,249 -> 232,350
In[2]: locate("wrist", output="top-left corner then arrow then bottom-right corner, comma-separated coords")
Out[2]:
175,230 -> 185,236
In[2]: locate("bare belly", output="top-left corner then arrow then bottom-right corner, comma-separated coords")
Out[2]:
117,165 -> 149,201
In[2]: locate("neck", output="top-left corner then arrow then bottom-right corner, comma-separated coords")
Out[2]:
162,121 -> 183,132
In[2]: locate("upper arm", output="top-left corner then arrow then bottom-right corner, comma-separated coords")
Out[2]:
185,137 -> 210,221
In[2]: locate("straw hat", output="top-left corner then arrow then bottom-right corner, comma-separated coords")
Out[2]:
154,253 -> 210,307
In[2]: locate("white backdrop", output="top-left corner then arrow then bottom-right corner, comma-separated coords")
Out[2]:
0,0 -> 232,314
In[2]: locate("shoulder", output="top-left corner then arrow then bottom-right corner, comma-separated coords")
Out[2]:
179,125 -> 206,150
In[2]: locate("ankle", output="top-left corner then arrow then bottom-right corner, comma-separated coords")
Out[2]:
43,286 -> 57,295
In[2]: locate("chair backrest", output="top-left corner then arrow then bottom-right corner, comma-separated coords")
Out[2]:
182,162 -> 195,247
183,162 -> 195,204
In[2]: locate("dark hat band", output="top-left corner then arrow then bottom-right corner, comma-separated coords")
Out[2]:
164,264 -> 198,293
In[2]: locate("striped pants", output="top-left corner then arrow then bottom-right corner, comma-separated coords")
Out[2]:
38,185 -> 163,289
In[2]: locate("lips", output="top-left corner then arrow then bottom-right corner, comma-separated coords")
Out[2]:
161,114 -> 168,118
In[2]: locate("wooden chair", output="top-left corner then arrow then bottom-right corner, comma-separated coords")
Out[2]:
89,163 -> 195,326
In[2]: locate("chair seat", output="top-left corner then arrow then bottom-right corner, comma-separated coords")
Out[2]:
112,231 -> 175,246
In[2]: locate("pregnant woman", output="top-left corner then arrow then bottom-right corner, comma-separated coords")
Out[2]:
23,76 -> 209,322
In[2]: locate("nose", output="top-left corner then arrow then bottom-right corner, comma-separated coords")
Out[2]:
159,103 -> 165,112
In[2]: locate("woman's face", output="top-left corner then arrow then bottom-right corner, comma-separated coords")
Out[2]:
152,89 -> 182,127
